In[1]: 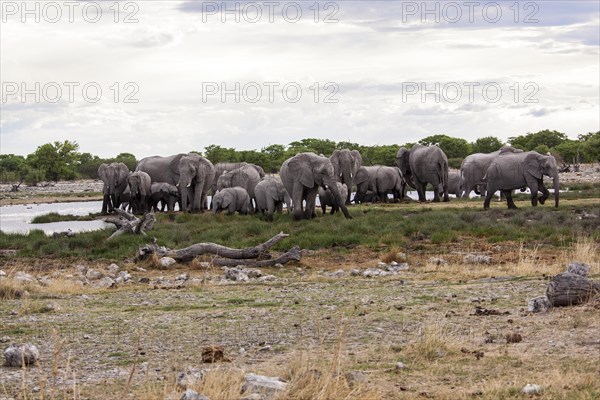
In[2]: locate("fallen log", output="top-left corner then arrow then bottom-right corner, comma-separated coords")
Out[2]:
100,209 -> 156,240
546,272 -> 600,307
136,232 -> 299,267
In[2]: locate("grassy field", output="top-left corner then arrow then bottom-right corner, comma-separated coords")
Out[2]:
1,194 -> 599,399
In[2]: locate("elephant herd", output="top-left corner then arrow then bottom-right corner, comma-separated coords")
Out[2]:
97,145 -> 560,220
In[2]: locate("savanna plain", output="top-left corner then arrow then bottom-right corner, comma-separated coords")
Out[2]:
1,179 -> 599,400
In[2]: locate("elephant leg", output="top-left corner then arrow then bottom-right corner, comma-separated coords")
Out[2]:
101,194 -> 110,214
483,185 -> 494,209
292,184 -> 304,220
505,191 -> 518,209
304,188 -> 318,219
432,182 -> 441,202
538,180 -> 549,205
417,182 -> 427,202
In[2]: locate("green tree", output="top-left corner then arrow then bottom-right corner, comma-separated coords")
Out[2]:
0,154 -> 27,182
509,129 -> 568,151
30,140 -> 80,181
553,140 -> 580,164
471,136 -> 504,153
112,152 -> 137,171
261,144 -> 286,172
419,134 -> 471,159
288,138 -> 336,156
579,131 -> 600,162
204,145 -> 239,164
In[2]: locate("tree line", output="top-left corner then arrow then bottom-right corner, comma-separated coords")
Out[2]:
1,130 -> 598,184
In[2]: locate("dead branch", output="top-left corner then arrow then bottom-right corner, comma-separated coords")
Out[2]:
100,211 -> 155,240
136,232 -> 297,266
547,272 -> 600,307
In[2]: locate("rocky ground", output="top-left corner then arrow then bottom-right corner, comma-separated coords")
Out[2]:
1,243 -> 599,399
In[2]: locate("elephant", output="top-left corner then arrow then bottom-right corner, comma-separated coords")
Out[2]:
212,187 -> 251,215
354,166 -> 375,203
443,170 -> 462,197
280,152 -> 351,220
330,149 -> 363,205
318,182 -> 348,215
254,175 -> 292,221
372,166 -> 406,203
483,151 -> 559,209
178,154 -> 215,213
212,162 -> 265,195
396,144 -> 449,202
216,165 -> 261,212
119,186 -> 132,212
150,182 -> 180,212
127,171 -> 152,214
136,153 -> 214,213
98,162 -> 130,214
460,146 -> 523,198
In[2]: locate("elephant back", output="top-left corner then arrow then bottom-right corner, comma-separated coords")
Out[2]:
135,154 -> 186,186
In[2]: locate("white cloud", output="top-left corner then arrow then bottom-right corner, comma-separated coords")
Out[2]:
1,1 -> 598,158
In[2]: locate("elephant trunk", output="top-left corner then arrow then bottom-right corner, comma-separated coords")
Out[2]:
180,186 -> 190,212
552,172 -> 559,208
341,170 -> 352,204
327,179 -> 352,219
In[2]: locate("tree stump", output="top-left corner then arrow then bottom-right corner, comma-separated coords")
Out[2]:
546,272 -> 600,307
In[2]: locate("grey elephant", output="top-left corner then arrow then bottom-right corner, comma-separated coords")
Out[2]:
318,182 -> 348,214
98,162 -> 130,214
128,171 -> 152,214
150,182 -> 180,212
136,153 -> 214,213
460,146 -> 523,198
353,166 -> 378,203
212,187 -> 251,215
216,164 -> 261,212
212,162 -> 265,195
330,149 -> 363,205
254,175 -> 292,221
372,165 -> 405,203
483,151 -> 559,209
280,152 -> 351,220
443,170 -> 462,197
396,144 -> 449,202
119,186 -> 132,212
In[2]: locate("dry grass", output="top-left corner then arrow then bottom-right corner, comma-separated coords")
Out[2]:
380,247 -> 408,264
0,279 -> 37,300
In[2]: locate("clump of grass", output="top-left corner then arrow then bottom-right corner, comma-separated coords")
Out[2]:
19,300 -> 57,315
401,327 -> 458,362
381,246 -> 408,264
31,212 -> 95,224
0,279 -> 34,299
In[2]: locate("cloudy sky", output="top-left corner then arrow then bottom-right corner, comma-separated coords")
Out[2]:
1,0 -> 598,158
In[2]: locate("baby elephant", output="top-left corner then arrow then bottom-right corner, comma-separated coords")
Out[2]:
318,183 -> 348,215
212,187 -> 251,215
150,182 -> 180,212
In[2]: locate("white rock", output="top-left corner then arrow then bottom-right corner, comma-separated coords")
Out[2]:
0,270 -> 6,278
463,254 -> 492,264
395,362 -> 406,370
85,269 -> 103,280
528,296 -> 551,313
522,384 -> 541,395
567,262 -> 590,277
3,343 -> 39,367
180,389 -> 210,400
14,271 -> 35,283
159,257 -> 177,268
97,277 -> 115,288
242,373 -> 287,395
257,275 -> 277,282
107,263 -> 120,274
176,273 -> 189,281
350,269 -> 361,276
134,267 -> 147,272
75,264 -> 87,275
117,271 -> 132,282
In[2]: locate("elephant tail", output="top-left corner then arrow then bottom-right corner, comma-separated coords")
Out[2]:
439,159 -> 448,192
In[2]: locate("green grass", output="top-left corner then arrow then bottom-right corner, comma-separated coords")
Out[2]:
31,212 -> 97,223
1,202 -> 598,262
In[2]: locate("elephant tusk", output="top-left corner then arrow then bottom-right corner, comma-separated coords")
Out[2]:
350,173 -> 353,179
176,183 -> 179,187
186,183 -> 191,188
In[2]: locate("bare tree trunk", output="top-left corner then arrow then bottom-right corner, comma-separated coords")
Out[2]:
136,232 -> 299,267
546,273 -> 600,307
100,209 -> 155,240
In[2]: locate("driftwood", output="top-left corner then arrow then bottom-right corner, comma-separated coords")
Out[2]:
546,272 -> 600,307
136,232 -> 300,267
100,209 -> 156,240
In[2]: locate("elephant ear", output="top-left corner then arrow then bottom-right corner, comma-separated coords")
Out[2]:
288,158 -> 314,188
117,164 -> 130,184
169,154 -> 185,176
351,150 -> 363,169
524,153 -> 543,180
98,164 -> 108,180
221,191 -> 233,208
354,167 -> 369,185
330,150 -> 341,176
